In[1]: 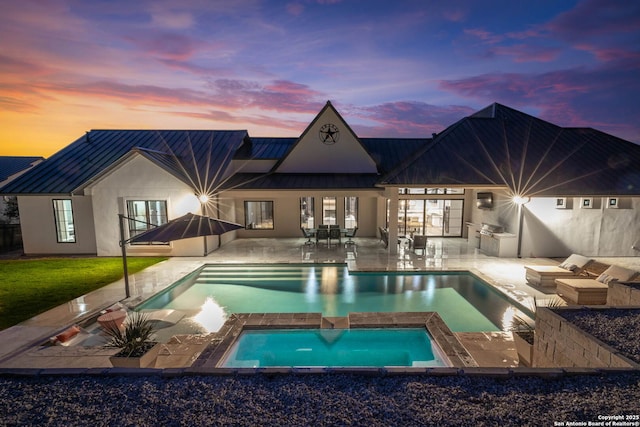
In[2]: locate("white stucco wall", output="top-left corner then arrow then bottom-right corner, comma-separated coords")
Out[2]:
87,155 -> 224,256
521,196 -> 640,257
18,195 -> 97,255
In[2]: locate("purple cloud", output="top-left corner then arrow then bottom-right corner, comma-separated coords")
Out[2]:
439,58 -> 640,142
351,102 -> 475,137
546,0 -> 640,59
211,79 -> 326,114
125,32 -> 200,61
491,44 -> 562,63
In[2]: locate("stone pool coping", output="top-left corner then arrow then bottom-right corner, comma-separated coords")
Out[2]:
191,312 -> 478,370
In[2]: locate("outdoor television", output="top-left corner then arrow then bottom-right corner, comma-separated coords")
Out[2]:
476,192 -> 493,209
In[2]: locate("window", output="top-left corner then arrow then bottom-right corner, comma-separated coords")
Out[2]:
245,201 -> 274,229
344,196 -> 358,228
126,200 -> 168,242
322,197 -> 336,225
300,197 -> 315,228
53,199 -> 76,243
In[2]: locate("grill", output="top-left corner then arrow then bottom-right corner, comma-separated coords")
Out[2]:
479,223 -> 504,236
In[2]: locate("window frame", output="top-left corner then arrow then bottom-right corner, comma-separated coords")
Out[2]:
244,200 -> 275,230
53,199 -> 76,243
126,199 -> 169,245
300,197 -> 315,228
344,196 -> 358,228
321,196 -> 337,225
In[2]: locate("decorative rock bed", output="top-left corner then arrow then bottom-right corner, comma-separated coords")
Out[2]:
533,307 -> 640,368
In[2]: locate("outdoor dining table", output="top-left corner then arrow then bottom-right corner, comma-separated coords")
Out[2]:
304,227 -> 349,245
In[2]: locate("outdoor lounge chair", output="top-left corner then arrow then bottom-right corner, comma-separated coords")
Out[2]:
555,265 -> 639,305
524,254 -> 593,288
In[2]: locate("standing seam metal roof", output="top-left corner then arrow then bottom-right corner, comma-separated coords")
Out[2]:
0,130 -> 248,194
0,156 -> 44,182
381,104 -> 640,196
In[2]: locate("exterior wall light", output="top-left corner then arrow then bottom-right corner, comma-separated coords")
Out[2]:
198,194 -> 210,204
513,195 -> 530,205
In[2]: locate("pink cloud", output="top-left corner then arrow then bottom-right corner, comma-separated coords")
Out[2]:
547,0 -> 640,60
0,54 -> 50,77
443,8 -> 467,23
42,80 -> 213,107
211,79 -> 326,114
463,28 -> 503,45
491,44 -> 561,63
352,102 -> 475,137
286,2 -> 304,16
438,61 -> 640,143
125,32 -> 200,61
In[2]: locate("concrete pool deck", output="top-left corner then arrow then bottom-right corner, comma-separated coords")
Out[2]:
1,237 -> 639,370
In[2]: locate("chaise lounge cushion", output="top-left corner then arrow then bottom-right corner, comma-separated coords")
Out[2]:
596,265 -> 639,284
557,254 -> 592,272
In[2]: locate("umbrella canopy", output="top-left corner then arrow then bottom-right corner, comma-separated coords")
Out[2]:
128,212 -> 243,244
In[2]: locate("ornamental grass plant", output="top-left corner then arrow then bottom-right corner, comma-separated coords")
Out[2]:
103,311 -> 156,358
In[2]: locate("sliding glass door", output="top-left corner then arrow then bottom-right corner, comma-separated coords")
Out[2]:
398,199 -> 463,237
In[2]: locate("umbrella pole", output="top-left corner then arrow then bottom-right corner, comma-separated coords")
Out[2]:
119,214 -> 131,298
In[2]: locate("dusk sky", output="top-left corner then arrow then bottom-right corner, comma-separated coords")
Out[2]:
1,0 -> 639,157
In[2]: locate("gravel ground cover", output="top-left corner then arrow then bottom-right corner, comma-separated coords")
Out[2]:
559,308 -> 640,364
1,372 -> 640,426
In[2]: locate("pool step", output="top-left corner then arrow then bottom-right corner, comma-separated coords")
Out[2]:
321,316 -> 349,329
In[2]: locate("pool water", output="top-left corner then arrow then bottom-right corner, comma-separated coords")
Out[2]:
221,328 -> 448,368
138,264 -> 529,334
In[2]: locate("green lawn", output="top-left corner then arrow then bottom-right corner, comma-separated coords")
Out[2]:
0,257 -> 167,330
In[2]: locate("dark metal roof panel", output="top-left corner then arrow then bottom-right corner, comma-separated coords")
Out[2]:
360,138 -> 428,174
381,104 -> 640,195
219,173 -> 380,190
1,130 -> 248,194
0,156 -> 44,182
245,138 -> 297,159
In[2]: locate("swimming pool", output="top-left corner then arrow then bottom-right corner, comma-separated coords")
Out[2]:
221,328 -> 448,368
137,264 -> 530,334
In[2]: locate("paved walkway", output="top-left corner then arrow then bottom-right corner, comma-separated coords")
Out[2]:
1,237 -> 638,369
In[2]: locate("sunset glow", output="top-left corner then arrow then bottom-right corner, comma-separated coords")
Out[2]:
1,0 -> 638,156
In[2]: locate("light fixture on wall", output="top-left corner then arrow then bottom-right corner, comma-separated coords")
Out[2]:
555,197 -> 567,209
606,197 -> 619,209
513,195 -> 530,206
581,198 -> 593,209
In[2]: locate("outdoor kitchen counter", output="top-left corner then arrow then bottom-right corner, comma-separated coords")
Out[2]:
480,232 -> 517,257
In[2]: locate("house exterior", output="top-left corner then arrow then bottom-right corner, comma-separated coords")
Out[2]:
2,102 -> 639,258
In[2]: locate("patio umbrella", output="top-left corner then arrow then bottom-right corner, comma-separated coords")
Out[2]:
120,213 -> 243,298
128,212 -> 243,244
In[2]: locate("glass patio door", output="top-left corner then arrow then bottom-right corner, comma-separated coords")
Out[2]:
398,199 -> 463,237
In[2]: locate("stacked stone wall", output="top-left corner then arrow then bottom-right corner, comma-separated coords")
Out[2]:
533,308 -> 637,368
607,282 -> 640,306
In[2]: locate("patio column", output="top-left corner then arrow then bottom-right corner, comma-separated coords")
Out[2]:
386,189 -> 399,255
